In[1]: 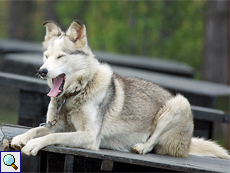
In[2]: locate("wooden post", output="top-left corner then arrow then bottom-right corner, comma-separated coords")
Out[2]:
39,151 -> 47,173
203,0 -> 229,84
228,0 -> 230,152
101,159 -> 114,171
2,139 -> 9,151
18,90 -> 48,127
64,155 -> 74,172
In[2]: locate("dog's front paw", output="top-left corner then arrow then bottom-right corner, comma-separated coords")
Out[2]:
133,143 -> 151,155
21,138 -> 45,156
11,134 -> 31,150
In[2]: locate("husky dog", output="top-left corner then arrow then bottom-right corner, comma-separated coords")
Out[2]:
11,20 -> 229,159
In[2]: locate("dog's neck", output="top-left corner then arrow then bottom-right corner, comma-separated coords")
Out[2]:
65,90 -> 82,97
63,77 -> 93,98
65,57 -> 98,97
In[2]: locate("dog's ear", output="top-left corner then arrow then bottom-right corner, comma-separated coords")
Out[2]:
43,21 -> 62,43
66,20 -> 87,48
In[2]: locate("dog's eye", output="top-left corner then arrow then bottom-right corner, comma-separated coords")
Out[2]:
57,55 -> 65,59
44,55 -> 48,59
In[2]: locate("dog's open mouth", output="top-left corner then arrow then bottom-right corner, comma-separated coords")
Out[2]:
47,74 -> 66,97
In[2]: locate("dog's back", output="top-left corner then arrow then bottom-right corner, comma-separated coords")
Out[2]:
100,73 -> 173,151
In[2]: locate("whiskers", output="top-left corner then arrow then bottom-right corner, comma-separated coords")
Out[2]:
34,68 -> 41,79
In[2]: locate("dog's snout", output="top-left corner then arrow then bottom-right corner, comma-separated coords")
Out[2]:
39,68 -> 48,78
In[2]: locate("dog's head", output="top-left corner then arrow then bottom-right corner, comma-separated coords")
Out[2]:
39,20 -> 94,98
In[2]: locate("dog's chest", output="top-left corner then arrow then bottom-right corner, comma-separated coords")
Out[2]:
64,113 -> 76,131
59,101 -> 85,132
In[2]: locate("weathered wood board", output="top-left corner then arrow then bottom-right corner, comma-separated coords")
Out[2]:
1,53 -> 230,110
0,39 -> 195,77
0,124 -> 229,173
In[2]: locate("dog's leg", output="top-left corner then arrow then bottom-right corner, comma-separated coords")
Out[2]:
21,131 -> 99,156
11,126 -> 53,150
21,102 -> 102,156
133,94 -> 193,157
11,102 -> 58,150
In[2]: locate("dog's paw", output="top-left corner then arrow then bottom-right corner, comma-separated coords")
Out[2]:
21,138 -> 44,156
133,143 -> 150,155
11,134 -> 31,150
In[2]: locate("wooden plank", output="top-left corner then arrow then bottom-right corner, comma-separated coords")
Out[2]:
192,106 -> 230,123
0,39 -> 195,77
1,124 -> 229,172
95,51 -> 195,78
42,146 -> 229,173
112,65 -> 230,111
0,124 -> 30,139
1,72 -> 228,123
0,72 -> 229,124
1,53 -> 228,97
1,53 -> 229,110
112,65 -> 230,97
0,72 -> 49,93
1,53 -> 43,77
0,39 -> 41,54
1,52 -> 195,78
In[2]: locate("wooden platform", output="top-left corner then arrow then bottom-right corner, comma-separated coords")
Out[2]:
0,39 -> 195,78
1,53 -> 230,110
0,71 -> 229,138
1,124 -> 229,173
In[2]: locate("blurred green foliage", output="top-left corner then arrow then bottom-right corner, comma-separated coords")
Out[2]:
0,1 -> 206,75
0,1 -> 8,38
55,1 -> 206,73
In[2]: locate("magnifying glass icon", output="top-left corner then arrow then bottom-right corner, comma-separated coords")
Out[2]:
3,154 -> 18,170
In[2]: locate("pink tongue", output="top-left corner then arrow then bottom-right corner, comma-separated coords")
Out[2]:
47,75 -> 64,97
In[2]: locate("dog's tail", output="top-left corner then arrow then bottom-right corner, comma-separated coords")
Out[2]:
189,137 -> 230,159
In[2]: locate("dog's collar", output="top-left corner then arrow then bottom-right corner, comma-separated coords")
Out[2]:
64,78 -> 94,98
63,89 -> 82,98
39,98 -> 66,128
40,79 -> 93,127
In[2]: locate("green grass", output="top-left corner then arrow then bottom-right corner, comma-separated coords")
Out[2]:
0,109 -> 18,125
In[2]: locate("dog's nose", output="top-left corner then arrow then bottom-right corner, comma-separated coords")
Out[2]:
39,68 -> 48,77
